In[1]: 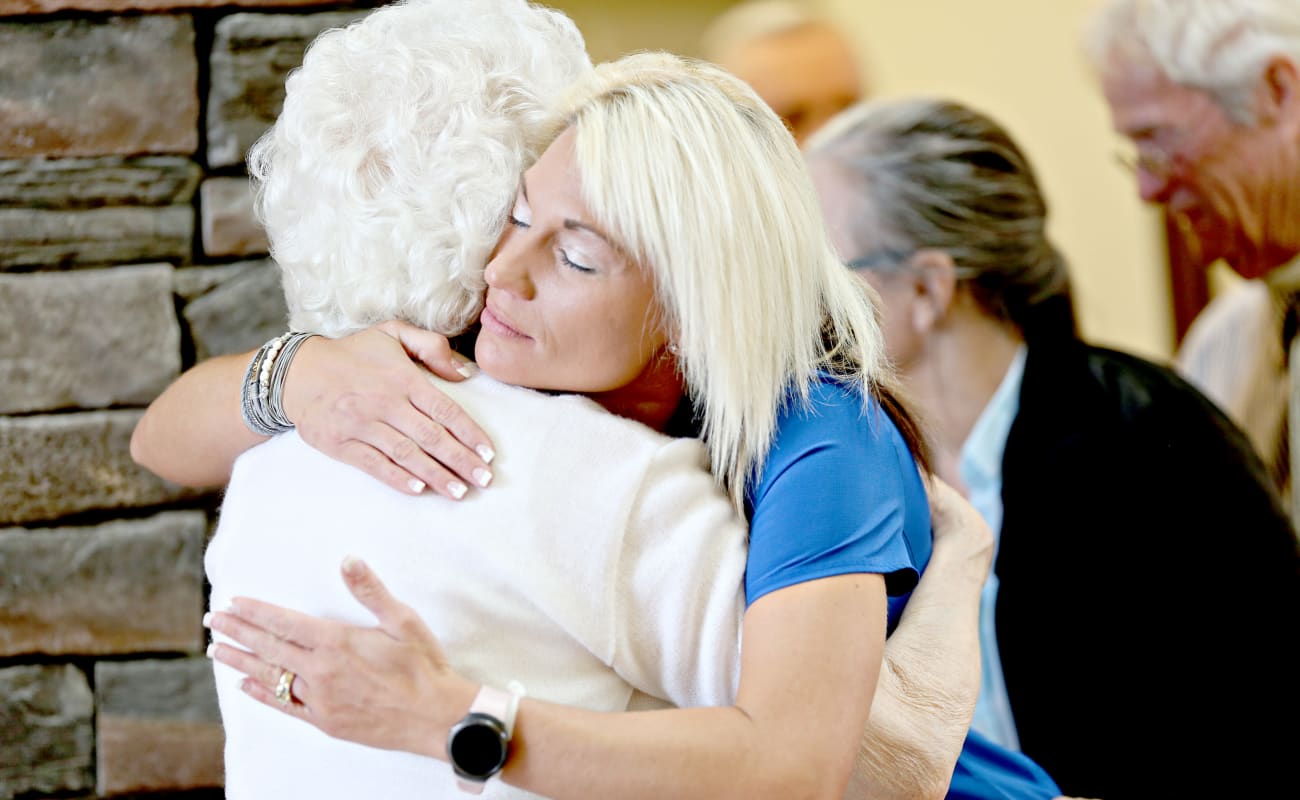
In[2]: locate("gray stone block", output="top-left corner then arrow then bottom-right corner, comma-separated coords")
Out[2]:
199,176 -> 268,258
0,157 -> 201,210
0,206 -> 193,270
0,15 -> 198,158
95,657 -> 225,795
207,10 -> 369,168
0,410 -> 204,525
183,258 -> 288,361
96,657 -> 220,721
0,264 -> 181,414
174,261 -> 257,302
0,511 -> 206,656
0,664 -> 93,800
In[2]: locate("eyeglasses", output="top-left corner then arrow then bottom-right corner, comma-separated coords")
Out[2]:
1113,147 -> 1176,177
845,249 -> 915,273
1113,127 -> 1191,179
846,248 -> 979,282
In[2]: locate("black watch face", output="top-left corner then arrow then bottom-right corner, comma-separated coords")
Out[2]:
450,716 -> 508,779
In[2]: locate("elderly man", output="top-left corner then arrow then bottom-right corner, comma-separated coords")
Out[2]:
1086,0 -> 1300,504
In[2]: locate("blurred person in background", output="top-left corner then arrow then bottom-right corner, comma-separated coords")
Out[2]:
1085,0 -> 1300,504
700,0 -> 865,145
805,96 -> 1299,800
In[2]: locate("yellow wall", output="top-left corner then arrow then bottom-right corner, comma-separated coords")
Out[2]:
554,0 -> 737,63
554,0 -> 1173,360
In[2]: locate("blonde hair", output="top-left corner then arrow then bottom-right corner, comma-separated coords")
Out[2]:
1084,0 -> 1300,124
555,52 -> 892,511
249,0 -> 591,337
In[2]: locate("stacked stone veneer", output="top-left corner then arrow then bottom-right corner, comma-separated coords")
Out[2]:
0,2 -> 377,797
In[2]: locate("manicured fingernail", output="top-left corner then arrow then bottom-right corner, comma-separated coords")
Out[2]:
342,555 -> 362,576
408,478 -> 426,494
202,612 -> 213,628
206,642 -> 216,658
454,359 -> 478,378
447,480 -> 468,499
473,467 -> 493,488
476,444 -> 495,464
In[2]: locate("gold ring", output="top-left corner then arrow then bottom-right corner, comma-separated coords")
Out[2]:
274,669 -> 296,705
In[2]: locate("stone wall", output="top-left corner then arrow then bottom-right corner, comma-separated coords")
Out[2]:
0,2 -> 378,797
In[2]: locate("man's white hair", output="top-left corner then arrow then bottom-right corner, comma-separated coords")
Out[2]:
1085,0 -> 1300,123
249,0 -> 592,337
556,52 -> 894,512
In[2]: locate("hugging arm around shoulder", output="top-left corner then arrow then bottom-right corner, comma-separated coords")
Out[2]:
498,569 -> 887,800
489,392 -> 905,799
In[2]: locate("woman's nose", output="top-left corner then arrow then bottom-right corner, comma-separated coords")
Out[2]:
485,230 -> 536,299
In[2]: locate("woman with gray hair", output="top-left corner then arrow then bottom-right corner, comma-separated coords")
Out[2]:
804,96 -> 1299,800
134,8 -> 1061,795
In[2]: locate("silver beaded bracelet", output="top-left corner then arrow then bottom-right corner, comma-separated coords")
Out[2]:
240,331 -> 318,436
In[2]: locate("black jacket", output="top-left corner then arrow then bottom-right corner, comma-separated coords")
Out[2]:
995,338 -> 1299,799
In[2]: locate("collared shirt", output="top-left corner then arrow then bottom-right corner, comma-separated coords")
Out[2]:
1176,253 -> 1300,504
961,344 -> 1027,752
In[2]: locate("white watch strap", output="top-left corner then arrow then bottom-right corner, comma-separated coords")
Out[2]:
501,679 -> 526,736
455,681 -> 527,794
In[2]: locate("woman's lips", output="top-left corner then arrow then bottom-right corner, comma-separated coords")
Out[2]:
481,305 -> 530,339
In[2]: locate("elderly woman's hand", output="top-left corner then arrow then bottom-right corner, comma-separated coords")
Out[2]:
846,476 -> 994,800
924,476 -> 994,587
283,320 -> 496,500
205,557 -> 476,759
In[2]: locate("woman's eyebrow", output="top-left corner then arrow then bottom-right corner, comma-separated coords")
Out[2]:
522,171 -> 620,252
564,219 -> 614,246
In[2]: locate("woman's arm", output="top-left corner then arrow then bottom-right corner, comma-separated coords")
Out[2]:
510,575 -> 884,799
130,350 -> 263,487
207,561 -> 886,800
130,321 -> 495,499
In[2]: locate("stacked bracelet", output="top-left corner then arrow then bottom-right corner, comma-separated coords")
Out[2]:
240,331 -> 318,436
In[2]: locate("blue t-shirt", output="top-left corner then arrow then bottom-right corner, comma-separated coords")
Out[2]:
744,376 -> 929,628
743,377 -> 1061,799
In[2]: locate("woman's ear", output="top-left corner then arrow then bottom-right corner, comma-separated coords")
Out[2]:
905,248 -> 958,334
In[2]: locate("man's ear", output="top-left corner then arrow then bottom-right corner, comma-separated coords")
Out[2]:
1255,55 -> 1300,130
906,248 -> 958,334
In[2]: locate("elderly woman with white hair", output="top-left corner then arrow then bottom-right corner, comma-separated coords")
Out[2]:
133,2 -> 1063,798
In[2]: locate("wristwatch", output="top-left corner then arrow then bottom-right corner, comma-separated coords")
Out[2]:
448,682 -> 524,794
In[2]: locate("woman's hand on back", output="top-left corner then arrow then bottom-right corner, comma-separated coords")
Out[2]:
284,320 -> 496,500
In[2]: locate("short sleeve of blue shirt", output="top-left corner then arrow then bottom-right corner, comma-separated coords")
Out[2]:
744,377 -> 931,628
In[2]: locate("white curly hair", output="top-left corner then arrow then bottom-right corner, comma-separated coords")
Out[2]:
1084,0 -> 1300,124
248,0 -> 592,338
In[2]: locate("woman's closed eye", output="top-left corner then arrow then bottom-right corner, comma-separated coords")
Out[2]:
508,191 -> 531,228
558,248 -> 594,274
